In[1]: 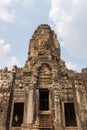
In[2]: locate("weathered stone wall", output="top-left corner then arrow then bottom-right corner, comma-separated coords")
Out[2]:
0,67 -> 13,130
73,71 -> 87,130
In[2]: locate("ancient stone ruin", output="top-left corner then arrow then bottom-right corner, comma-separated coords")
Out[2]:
0,24 -> 87,130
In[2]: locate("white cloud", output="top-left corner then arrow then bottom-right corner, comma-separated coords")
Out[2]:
14,0 -> 34,6
0,39 -> 20,69
6,56 -> 20,69
0,0 -> 15,23
49,0 -> 87,59
66,62 -> 77,70
0,0 -> 12,7
0,39 -> 11,54
0,8 -> 15,23
22,0 -> 34,5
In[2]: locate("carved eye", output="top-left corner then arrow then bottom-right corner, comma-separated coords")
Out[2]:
75,82 -> 78,85
0,110 -> 3,112
46,45 -> 49,50
34,47 -> 38,50
20,86 -> 23,89
79,83 -> 81,85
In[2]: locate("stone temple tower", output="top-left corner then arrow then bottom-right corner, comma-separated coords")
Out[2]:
0,24 -> 87,130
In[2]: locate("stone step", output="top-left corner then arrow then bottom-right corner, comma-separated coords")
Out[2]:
39,115 -> 53,128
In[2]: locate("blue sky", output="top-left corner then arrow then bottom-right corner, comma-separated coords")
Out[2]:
0,0 -> 87,72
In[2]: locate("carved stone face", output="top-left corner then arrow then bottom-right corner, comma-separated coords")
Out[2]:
28,24 -> 60,59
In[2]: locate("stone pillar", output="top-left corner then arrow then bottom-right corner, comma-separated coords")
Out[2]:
27,89 -> 34,124
0,111 -> 6,130
36,89 -> 39,120
21,88 -> 34,130
53,84 -> 62,130
33,89 -> 39,129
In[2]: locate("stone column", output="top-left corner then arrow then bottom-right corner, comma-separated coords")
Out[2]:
34,89 -> 39,128
27,88 -> 34,124
36,89 -> 39,119
53,84 -> 62,130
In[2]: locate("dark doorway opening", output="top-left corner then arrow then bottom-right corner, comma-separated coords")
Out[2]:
39,89 -> 49,110
12,103 -> 24,127
64,102 -> 77,127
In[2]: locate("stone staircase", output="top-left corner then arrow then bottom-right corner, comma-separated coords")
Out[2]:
39,112 -> 53,128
